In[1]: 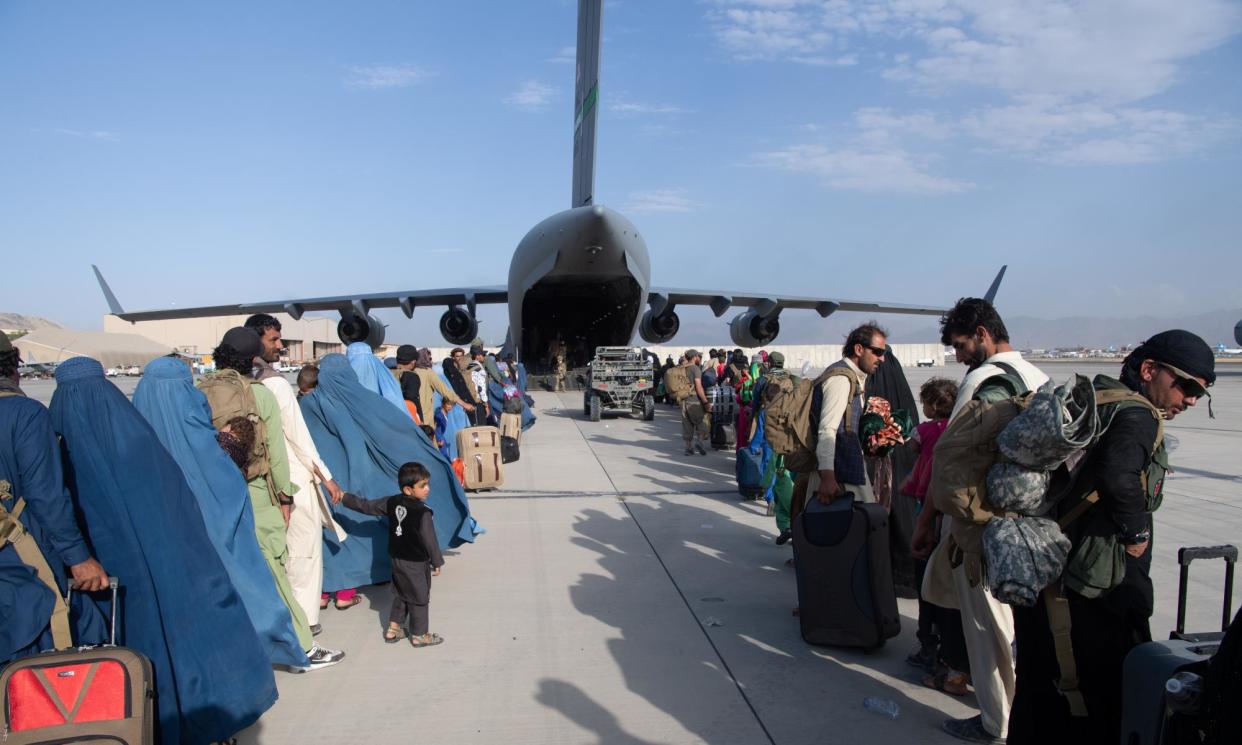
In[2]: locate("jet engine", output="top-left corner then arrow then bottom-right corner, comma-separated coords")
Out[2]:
1235,319 -> 1242,347
337,313 -> 386,349
729,310 -> 780,348
439,306 -> 479,346
639,309 -> 680,344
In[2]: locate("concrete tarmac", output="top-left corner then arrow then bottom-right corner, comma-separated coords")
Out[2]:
16,360 -> 1239,744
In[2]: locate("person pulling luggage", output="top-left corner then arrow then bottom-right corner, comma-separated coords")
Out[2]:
807,324 -> 888,507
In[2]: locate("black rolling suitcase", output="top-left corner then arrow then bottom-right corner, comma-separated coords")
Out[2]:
710,418 -> 735,450
792,494 -> 900,649
1121,544 -> 1237,745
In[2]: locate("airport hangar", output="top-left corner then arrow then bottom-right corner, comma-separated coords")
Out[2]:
104,312 -> 344,363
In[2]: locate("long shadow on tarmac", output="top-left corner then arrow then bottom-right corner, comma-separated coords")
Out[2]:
535,680 -> 666,745
557,498 -> 962,744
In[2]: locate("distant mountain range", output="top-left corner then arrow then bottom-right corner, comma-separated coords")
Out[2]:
659,307 -> 1242,350
0,312 -> 64,332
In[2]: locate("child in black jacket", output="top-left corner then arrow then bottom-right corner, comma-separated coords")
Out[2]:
342,462 -> 445,647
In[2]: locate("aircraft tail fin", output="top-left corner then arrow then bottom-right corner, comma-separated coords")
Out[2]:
983,265 -> 1007,305
571,0 -> 602,208
92,264 -> 125,315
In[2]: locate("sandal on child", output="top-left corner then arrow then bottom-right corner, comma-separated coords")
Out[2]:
319,597 -> 330,610
409,633 -> 443,648
922,669 -> 970,696
335,596 -> 362,611
383,627 -> 404,644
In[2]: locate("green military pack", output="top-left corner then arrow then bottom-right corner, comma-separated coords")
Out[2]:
761,366 -> 859,474
663,362 -> 694,403
197,369 -> 275,494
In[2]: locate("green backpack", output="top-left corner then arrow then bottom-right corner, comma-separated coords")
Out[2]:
760,367 -> 859,474
663,363 -> 693,403
198,369 -> 275,493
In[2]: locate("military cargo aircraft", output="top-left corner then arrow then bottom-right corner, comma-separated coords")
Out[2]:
95,0 -> 998,373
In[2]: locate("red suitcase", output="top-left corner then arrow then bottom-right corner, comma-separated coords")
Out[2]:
1,578 -> 154,744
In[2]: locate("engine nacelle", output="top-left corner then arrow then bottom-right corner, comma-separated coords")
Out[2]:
337,313 -> 386,349
729,310 -> 780,348
439,307 -> 479,346
639,309 -> 680,344
1235,319 -> 1242,347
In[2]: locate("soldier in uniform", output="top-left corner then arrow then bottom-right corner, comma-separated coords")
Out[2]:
554,340 -> 568,392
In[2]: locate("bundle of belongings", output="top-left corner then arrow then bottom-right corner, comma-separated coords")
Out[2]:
931,374 -> 1164,607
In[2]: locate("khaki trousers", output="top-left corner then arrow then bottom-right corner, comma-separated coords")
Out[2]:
681,400 -> 709,447
951,540 -> 1016,738
285,475 -> 327,627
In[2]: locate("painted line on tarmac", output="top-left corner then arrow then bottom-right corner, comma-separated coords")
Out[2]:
469,489 -> 741,500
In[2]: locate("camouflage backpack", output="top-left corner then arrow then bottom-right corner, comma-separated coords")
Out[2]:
760,366 -> 860,474
198,369 -> 274,492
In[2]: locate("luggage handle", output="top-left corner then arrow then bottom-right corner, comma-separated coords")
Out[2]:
66,576 -> 120,648
1176,545 -> 1236,636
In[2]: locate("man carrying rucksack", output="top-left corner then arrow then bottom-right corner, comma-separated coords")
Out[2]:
200,327 -> 344,671
245,314 -> 346,639
671,349 -> 711,456
808,324 -> 889,507
918,298 -> 1047,744
1007,330 -> 1213,744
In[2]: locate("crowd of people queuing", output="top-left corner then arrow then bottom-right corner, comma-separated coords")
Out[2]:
660,298 -> 1219,744
0,316 -> 537,743
0,297 -> 1228,743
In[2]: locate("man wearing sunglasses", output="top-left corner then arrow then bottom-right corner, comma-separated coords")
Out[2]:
808,322 -> 890,507
1008,329 -> 1214,745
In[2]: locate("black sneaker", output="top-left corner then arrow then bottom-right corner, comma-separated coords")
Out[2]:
941,715 -> 1005,744
684,448 -> 694,456
695,443 -> 707,455
774,529 -> 792,545
905,643 -> 937,671
297,643 -> 345,672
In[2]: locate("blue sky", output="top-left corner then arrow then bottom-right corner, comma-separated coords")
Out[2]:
3,0 -> 1241,344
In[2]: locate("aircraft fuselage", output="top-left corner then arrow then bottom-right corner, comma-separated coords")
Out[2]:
508,205 -> 650,371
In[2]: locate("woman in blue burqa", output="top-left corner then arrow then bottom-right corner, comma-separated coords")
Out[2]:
300,354 -> 477,596
346,341 -> 405,413
486,353 -> 537,431
434,358 -> 472,460
49,357 -> 276,745
133,356 -> 308,668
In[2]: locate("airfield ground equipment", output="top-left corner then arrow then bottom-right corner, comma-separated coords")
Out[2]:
582,347 -> 656,422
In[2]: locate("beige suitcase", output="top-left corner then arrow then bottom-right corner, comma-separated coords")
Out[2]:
499,412 -> 522,442
457,426 -> 504,490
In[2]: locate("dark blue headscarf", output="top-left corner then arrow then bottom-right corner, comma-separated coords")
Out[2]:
133,356 -> 307,668
50,357 -> 277,745
300,354 -> 476,592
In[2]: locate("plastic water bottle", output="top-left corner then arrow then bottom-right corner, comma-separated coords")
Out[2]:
1165,671 -> 1203,714
862,697 -> 900,720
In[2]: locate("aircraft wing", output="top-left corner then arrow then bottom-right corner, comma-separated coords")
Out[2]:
646,288 -> 949,319
647,266 -> 1006,319
99,274 -> 508,323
